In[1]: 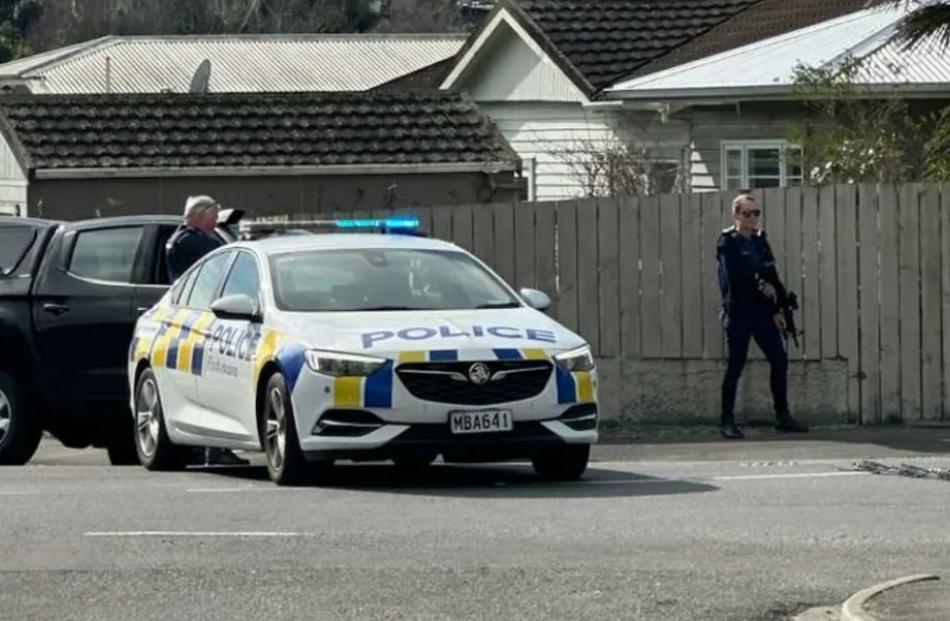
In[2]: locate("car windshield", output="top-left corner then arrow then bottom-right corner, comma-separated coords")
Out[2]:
270,248 -> 521,312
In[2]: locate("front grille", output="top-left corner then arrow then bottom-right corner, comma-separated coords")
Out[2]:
396,360 -> 553,405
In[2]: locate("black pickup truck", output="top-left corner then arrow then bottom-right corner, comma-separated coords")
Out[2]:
0,213 -> 239,465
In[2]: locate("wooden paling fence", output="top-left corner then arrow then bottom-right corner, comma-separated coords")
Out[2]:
296,182 -> 950,424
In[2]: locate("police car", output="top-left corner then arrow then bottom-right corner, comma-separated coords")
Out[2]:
128,218 -> 598,485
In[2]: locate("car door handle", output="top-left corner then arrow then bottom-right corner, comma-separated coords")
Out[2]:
42,302 -> 70,316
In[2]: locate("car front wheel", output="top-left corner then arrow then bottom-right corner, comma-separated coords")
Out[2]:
531,444 -> 590,481
261,373 -> 310,486
134,369 -> 187,471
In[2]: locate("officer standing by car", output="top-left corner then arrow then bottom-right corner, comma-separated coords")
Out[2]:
717,193 -> 808,439
167,195 -> 249,466
167,195 -> 224,282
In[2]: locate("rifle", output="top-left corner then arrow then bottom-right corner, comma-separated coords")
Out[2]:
779,292 -> 802,348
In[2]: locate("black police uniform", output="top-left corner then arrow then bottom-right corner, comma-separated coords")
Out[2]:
166,225 -> 223,282
717,226 -> 791,430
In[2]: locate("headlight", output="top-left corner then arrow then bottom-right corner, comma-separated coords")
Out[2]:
554,345 -> 594,372
305,350 -> 387,377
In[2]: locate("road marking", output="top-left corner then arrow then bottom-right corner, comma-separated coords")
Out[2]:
187,487 -> 280,493
713,471 -> 869,481
84,531 -> 309,538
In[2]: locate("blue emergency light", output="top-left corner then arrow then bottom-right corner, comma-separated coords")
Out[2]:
239,216 -> 424,238
334,217 -> 421,231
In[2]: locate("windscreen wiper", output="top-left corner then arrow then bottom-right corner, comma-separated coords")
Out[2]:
476,302 -> 522,309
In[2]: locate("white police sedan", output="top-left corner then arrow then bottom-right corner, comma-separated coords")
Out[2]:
128,219 -> 598,485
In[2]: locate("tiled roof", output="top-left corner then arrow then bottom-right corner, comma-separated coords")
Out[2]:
631,0 -> 870,78
511,0 -> 759,91
0,34 -> 466,94
0,91 -> 519,172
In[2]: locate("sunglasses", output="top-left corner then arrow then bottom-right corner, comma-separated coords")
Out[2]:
740,209 -> 761,217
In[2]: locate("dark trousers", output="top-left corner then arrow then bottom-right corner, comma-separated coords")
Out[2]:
721,308 -> 788,424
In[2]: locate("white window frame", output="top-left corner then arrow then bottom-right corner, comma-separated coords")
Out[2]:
721,140 -> 802,190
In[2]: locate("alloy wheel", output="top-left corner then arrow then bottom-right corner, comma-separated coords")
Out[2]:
265,386 -> 286,472
135,377 -> 161,458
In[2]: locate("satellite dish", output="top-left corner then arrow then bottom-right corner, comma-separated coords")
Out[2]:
189,59 -> 212,93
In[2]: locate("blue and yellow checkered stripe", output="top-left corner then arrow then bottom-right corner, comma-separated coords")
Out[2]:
555,366 -> 594,404
149,310 -> 216,376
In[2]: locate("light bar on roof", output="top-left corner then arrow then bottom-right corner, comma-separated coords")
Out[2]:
239,216 -> 422,235
335,217 -> 420,230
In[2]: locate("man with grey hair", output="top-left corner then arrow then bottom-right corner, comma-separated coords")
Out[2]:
166,195 -> 223,282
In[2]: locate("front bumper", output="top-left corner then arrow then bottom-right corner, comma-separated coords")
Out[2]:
290,355 -> 599,461
301,406 -> 599,462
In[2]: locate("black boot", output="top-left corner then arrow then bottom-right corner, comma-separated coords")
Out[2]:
720,422 -> 744,439
775,414 -> 808,433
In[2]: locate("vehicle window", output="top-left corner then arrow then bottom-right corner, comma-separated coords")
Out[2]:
221,252 -> 260,300
186,252 -> 232,309
0,225 -> 37,275
173,267 -> 201,306
153,225 -> 179,286
270,249 -> 520,312
68,226 -> 144,283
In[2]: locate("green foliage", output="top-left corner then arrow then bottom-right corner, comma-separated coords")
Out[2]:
787,55 -> 950,185
923,105 -> 950,180
0,0 -> 39,62
24,0 -> 466,51
866,1 -> 950,50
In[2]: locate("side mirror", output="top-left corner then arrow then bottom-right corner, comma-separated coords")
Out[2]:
211,294 -> 262,322
520,288 -> 551,311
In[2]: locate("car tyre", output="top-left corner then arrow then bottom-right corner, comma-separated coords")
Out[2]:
261,373 -> 309,486
531,444 -> 590,481
134,368 -> 188,471
0,369 -> 42,465
106,412 -> 139,466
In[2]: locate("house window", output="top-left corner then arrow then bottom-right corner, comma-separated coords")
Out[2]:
722,142 -> 802,190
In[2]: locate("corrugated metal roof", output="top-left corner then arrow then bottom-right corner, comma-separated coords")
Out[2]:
857,34 -> 950,84
0,34 -> 466,94
605,5 -> 937,98
607,6 -> 905,95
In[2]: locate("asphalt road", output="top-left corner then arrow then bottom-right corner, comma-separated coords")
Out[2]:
3,430 -> 950,621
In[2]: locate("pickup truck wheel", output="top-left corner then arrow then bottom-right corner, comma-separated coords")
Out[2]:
0,370 -> 42,465
134,369 -> 187,471
106,413 -> 139,466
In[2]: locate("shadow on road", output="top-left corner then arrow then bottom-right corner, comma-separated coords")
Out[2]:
193,462 -> 719,499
